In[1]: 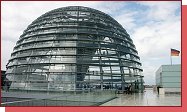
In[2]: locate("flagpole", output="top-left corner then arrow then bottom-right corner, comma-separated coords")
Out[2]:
170,48 -> 172,65
170,54 -> 172,65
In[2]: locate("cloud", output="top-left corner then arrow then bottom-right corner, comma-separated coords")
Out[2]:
131,1 -> 181,59
137,1 -> 180,21
115,11 -> 137,31
1,40 -> 15,70
132,20 -> 181,58
130,1 -> 181,85
91,2 -> 126,14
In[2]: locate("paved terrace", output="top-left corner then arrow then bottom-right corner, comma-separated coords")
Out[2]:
101,88 -> 181,106
1,88 -> 181,106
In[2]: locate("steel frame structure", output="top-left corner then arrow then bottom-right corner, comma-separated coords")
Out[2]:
6,6 -> 144,92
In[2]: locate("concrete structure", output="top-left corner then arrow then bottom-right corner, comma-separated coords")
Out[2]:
5,6 -> 144,92
155,64 -> 181,93
1,70 -> 6,89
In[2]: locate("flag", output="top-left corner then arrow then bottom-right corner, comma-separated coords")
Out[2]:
171,48 -> 180,56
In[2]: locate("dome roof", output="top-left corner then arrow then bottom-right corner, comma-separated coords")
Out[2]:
6,6 -> 143,91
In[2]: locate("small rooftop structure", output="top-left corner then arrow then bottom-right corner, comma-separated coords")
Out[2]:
155,64 -> 181,93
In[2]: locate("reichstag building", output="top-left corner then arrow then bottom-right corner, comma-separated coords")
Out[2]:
5,6 -> 144,92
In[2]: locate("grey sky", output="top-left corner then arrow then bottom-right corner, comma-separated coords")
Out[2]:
1,1 -> 181,85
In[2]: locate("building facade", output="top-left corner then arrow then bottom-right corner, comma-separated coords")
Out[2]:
5,6 -> 144,92
1,70 -> 6,90
156,64 -> 181,93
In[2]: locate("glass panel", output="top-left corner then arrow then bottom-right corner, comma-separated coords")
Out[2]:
6,67 -> 15,73
89,66 -> 100,75
28,72 -> 47,81
37,35 -> 54,41
29,65 -> 49,72
111,66 -> 121,73
15,65 -> 28,73
49,64 -> 75,72
50,56 -> 76,63
14,74 -> 27,81
59,48 -> 76,55
48,73 -> 75,90
102,67 -> 111,73
24,37 -> 36,43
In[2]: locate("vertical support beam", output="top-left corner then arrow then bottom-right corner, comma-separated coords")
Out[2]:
99,49 -> 103,90
129,68 -> 132,85
107,50 -> 113,89
25,62 -> 30,91
75,7 -> 79,91
47,72 -> 50,94
116,45 -> 125,92
140,76 -> 144,93
98,36 -> 103,90
119,62 -> 125,92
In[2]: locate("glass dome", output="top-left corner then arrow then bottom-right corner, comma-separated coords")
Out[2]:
6,6 -> 143,91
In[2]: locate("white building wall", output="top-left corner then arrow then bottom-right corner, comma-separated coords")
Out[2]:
155,64 -> 181,93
